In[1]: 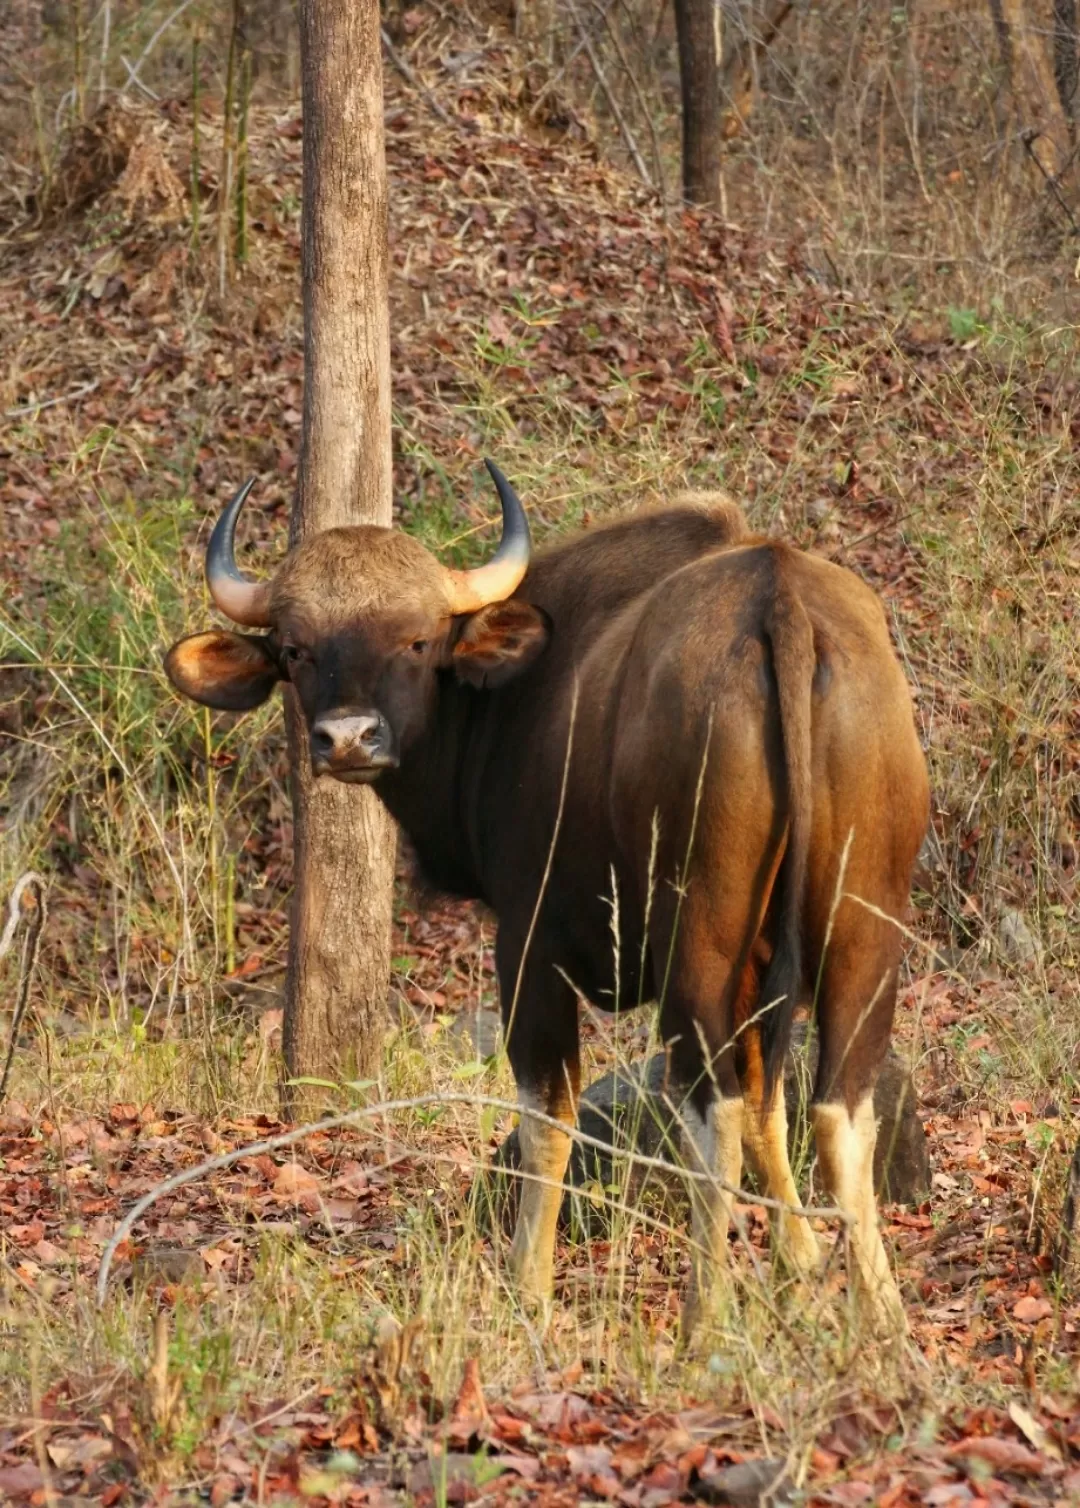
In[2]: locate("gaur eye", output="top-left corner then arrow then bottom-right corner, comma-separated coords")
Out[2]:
410,639 -> 429,655
281,644 -> 307,668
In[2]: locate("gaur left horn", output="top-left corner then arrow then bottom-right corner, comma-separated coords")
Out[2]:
206,478 -> 273,628
444,459 -> 532,613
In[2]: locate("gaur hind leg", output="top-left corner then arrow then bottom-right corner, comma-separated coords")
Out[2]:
739,1020 -> 821,1280
656,940 -> 746,1338
811,902 -> 906,1334
498,936 -> 580,1302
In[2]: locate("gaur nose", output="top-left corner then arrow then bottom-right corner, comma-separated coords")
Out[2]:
310,713 -> 390,769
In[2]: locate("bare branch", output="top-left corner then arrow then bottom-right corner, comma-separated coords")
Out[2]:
5,379 -> 99,419
120,0 -> 198,100
0,873 -> 48,1109
589,0 -> 667,201
96,1090 -> 855,1306
565,0 -> 653,187
380,27 -> 456,128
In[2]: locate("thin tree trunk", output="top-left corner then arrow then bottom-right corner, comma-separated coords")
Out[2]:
285,0 -> 396,1117
999,0 -> 1073,178
673,0 -> 722,207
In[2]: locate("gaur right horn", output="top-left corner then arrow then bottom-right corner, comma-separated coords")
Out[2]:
205,478 -> 273,628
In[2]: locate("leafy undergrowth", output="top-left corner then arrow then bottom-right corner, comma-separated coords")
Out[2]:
1,13 -> 1080,1507
1,1076 -> 1080,1506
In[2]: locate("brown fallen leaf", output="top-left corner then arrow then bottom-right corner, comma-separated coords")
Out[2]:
1012,1295 -> 1053,1323
488,1453 -> 540,1480
46,1435 -> 112,1471
1007,1399 -> 1063,1462
447,1356 -> 490,1446
566,1443 -> 614,1479
0,1464 -> 45,1499
272,1161 -> 321,1197
224,953 -> 263,980
944,1435 -> 1045,1475
210,1473 -> 241,1507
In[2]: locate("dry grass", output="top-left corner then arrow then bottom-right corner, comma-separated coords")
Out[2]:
2,307 -> 1078,1467
0,8 -> 1079,1496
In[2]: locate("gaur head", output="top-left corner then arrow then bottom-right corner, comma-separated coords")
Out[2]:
164,462 -> 549,782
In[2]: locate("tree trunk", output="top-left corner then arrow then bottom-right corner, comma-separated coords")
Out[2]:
674,0 -> 723,208
284,0 -> 396,1118
999,0 -> 1074,179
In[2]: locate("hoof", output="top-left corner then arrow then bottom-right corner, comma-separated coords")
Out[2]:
861,1284 -> 908,1341
679,1273 -> 734,1346
774,1219 -> 821,1281
508,1244 -> 555,1306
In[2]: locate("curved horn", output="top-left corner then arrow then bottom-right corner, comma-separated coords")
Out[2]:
445,459 -> 532,614
205,478 -> 273,628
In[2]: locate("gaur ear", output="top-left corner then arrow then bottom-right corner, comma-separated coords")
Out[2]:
163,630 -> 281,711
452,600 -> 550,689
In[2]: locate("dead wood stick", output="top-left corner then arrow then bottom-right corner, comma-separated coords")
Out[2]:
590,0 -> 667,200
380,27 -> 455,128
5,379 -> 99,419
565,0 -> 653,188
97,1090 -> 856,1305
0,873 -> 48,1109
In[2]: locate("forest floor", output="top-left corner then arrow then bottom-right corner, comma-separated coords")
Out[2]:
2,13 -> 1080,1507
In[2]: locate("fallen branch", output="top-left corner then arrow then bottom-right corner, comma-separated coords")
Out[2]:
0,872 -> 48,1110
380,28 -> 456,129
5,380 -> 99,419
1020,128 -> 1080,235
565,0 -> 653,188
96,1090 -> 855,1305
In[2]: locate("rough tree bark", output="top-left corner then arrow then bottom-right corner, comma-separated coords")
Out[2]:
673,0 -> 723,207
284,0 -> 396,1117
997,0 -> 1074,179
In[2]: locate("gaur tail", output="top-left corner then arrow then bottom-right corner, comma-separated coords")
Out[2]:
758,553 -> 815,1106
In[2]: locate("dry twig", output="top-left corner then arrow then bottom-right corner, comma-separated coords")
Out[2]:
564,0 -> 653,188
589,0 -> 667,200
1020,128 -> 1080,234
380,28 -> 457,129
0,872 -> 48,1109
5,380 -> 99,419
96,1090 -> 855,1305
119,0 -> 199,100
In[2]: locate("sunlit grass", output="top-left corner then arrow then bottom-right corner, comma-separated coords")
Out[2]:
1,297 -> 1078,1480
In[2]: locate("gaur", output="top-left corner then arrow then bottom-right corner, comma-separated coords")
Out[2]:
165,463 -> 929,1332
